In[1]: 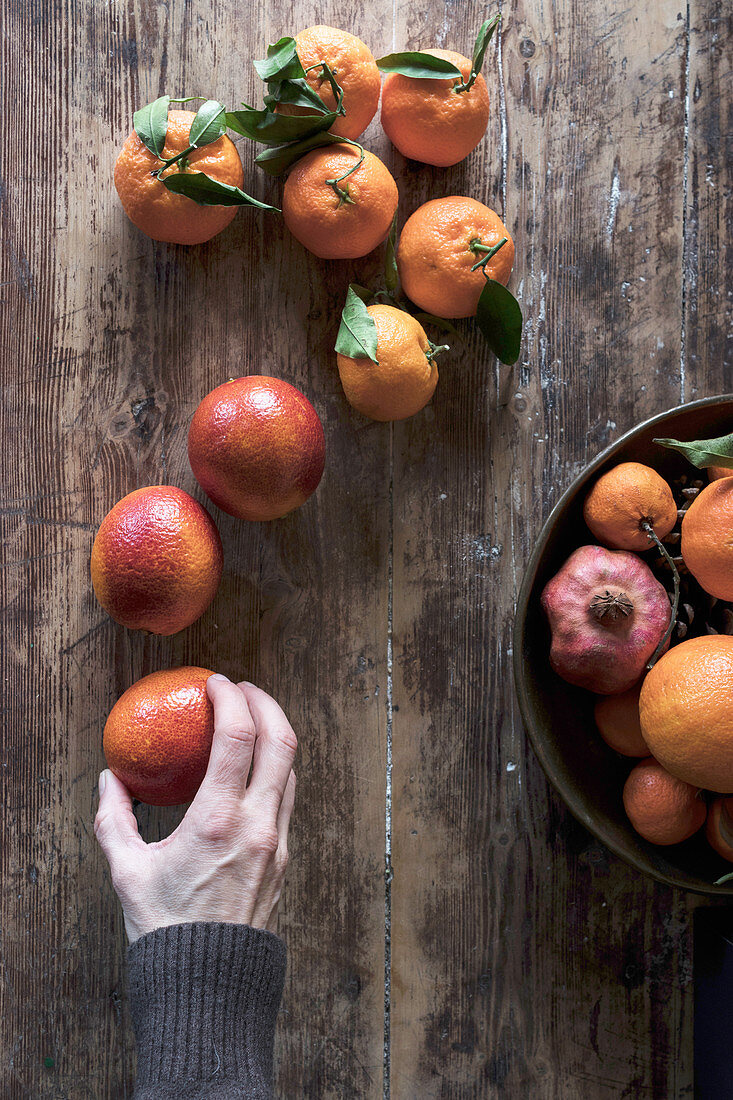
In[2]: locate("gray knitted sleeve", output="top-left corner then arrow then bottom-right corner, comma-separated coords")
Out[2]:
128,922 -> 287,1099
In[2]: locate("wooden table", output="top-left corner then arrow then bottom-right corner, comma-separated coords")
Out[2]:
1,0 -> 730,1096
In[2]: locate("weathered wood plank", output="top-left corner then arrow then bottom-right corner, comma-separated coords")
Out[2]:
683,0 -> 732,398
389,2 -> 703,1097
1,1 -> 389,1096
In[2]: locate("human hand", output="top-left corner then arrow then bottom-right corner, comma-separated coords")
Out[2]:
94,675 -> 297,943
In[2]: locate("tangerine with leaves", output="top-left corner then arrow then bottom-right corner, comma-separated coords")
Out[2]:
104,667 -> 215,806
396,197 -> 514,318
381,49 -> 490,166
282,144 -> 398,259
622,757 -> 706,846
337,303 -> 447,421
681,476 -> 733,602
188,376 -> 325,521
91,486 -> 223,636
278,26 -> 381,140
114,110 -> 245,244
639,635 -> 733,793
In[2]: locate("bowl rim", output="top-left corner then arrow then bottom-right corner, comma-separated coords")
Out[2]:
513,393 -> 733,896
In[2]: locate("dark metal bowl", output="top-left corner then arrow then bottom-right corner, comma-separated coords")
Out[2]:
513,395 -> 733,895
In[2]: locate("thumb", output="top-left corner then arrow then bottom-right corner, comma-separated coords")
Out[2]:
94,769 -> 145,867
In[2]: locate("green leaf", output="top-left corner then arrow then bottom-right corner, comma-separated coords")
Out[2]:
161,172 -> 280,211
335,286 -> 379,362
226,107 -> 337,145
133,95 -> 170,157
256,131 -> 345,176
253,37 -> 305,82
375,52 -> 463,79
654,432 -> 733,470
264,77 -> 331,114
385,213 -> 399,294
475,279 -> 523,364
471,14 -> 501,79
188,99 -> 227,147
715,870 -> 733,886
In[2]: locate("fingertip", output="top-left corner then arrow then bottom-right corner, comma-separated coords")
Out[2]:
98,767 -> 133,804
206,673 -> 231,701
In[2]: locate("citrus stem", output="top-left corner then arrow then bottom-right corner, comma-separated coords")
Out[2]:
425,341 -> 450,362
303,62 -> 347,117
152,143 -> 196,177
642,520 -> 680,669
469,236 -> 508,273
326,140 -> 365,205
715,870 -> 733,886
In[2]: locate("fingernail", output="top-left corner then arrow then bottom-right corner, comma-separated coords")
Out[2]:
98,770 -> 107,795
209,673 -> 230,683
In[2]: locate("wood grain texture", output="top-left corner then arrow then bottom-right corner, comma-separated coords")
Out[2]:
390,1 -> 730,1098
1,1 -> 389,1096
0,0 -> 730,1097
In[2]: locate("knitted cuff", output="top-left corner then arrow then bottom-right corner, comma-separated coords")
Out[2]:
128,922 -> 286,1099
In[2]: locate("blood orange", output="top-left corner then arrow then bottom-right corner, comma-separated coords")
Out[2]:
188,376 -> 326,521
91,486 -> 223,635
103,667 -> 215,806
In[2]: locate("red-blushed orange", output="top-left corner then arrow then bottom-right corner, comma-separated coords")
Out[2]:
91,486 -> 223,635
103,667 -> 215,806
188,376 -> 326,521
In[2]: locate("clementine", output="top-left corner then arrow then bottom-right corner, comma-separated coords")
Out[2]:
583,463 -> 677,552
639,635 -> 733,792
282,144 -> 398,259
397,197 -> 514,318
708,465 -> 733,481
91,486 -> 223,635
622,757 -> 706,845
337,304 -> 445,421
188,376 -> 325,521
381,49 -> 490,166
681,476 -> 733,601
114,110 -> 244,244
104,667 -> 215,805
278,26 -> 381,140
706,797 -> 733,863
594,682 -> 649,757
